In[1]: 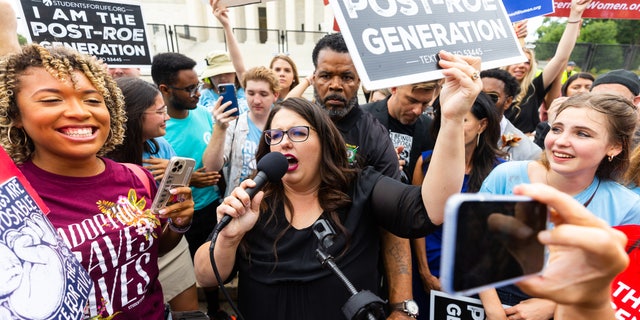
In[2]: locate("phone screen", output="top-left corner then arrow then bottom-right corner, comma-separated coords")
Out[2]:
443,196 -> 547,295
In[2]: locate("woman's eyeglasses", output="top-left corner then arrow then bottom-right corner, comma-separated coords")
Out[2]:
145,106 -> 168,115
264,126 -> 311,145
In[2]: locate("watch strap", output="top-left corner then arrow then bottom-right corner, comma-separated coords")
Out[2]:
389,300 -> 418,318
389,302 -> 405,310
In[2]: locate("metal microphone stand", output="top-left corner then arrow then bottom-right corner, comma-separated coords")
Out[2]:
313,220 -> 385,320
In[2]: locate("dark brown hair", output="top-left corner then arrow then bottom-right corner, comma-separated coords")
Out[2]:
252,97 -> 356,260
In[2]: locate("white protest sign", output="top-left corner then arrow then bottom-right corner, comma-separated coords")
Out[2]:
17,0 -> 152,67
330,0 -> 527,90
429,290 -> 511,320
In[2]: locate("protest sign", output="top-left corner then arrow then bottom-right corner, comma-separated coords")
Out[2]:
0,147 -> 92,320
17,0 -> 152,67
503,0 -> 554,22
429,290 -> 510,320
329,0 -> 527,90
611,225 -> 640,320
547,0 -> 640,19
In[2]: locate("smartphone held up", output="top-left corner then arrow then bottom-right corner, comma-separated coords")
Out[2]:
150,157 -> 196,213
440,193 -> 548,296
218,83 -> 240,117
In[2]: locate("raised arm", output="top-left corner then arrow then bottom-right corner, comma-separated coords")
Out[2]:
540,0 -> 591,88
203,97 -> 235,172
194,179 -> 264,287
0,0 -> 21,56
422,51 -> 482,225
285,75 -> 313,99
210,0 -> 247,83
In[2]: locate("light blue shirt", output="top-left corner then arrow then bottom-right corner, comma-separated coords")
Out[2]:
480,161 -> 640,226
143,137 -> 176,160
165,104 -> 220,210
239,117 -> 261,183
197,87 -> 249,116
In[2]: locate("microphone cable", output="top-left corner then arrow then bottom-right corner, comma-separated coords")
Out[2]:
207,151 -> 287,320
209,223 -> 245,320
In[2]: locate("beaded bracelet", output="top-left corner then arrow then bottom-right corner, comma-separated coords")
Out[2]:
167,218 -> 191,234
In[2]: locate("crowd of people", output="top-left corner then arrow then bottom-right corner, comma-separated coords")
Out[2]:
1,0 -> 639,319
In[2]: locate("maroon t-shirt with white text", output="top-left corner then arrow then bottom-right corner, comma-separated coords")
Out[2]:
20,158 -> 164,319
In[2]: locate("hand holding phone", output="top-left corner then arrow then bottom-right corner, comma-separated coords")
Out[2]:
150,157 -> 196,213
440,193 -> 548,296
218,83 -> 239,117
142,157 -> 170,181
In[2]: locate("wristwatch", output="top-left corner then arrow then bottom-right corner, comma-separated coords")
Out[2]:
389,299 -> 419,318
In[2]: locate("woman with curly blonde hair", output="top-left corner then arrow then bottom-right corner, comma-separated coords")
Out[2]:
0,44 -> 194,319
0,45 -> 127,163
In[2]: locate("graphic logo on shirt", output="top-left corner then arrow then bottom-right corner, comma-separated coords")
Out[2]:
346,144 -> 359,165
87,298 -> 121,320
389,132 -> 413,166
55,188 -> 161,318
96,189 -> 160,240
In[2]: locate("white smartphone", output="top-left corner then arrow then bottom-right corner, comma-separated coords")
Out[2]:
440,193 -> 548,296
150,157 -> 196,213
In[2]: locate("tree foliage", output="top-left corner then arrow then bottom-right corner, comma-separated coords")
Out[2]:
579,20 -> 617,44
18,34 -> 27,45
614,20 -> 640,45
533,18 -> 627,72
535,18 -> 618,44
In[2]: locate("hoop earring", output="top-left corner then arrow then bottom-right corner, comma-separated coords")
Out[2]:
7,126 -> 15,145
608,155 -> 614,162
7,126 -> 26,146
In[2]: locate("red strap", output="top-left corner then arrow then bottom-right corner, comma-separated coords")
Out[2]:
122,163 -> 152,195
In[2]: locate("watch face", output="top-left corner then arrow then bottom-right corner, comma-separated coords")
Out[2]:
406,300 -> 419,315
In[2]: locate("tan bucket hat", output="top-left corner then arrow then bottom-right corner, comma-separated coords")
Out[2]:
200,51 -> 235,80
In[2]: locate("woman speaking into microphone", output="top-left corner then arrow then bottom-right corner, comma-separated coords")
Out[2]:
194,51 -> 483,320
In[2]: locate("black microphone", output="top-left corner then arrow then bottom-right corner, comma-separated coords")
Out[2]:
215,151 -> 288,232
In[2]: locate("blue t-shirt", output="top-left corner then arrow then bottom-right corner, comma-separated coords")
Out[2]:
164,105 -> 220,210
197,87 -> 249,116
143,137 -> 176,160
420,150 -> 504,277
480,161 -> 640,226
239,117 -> 261,183
413,150 -> 503,319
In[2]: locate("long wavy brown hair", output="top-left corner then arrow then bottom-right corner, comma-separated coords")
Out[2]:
251,97 -> 357,260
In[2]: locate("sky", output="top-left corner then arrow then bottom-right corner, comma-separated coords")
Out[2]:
527,16 -> 546,43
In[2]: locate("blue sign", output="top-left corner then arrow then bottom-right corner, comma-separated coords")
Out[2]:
503,0 -> 554,22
